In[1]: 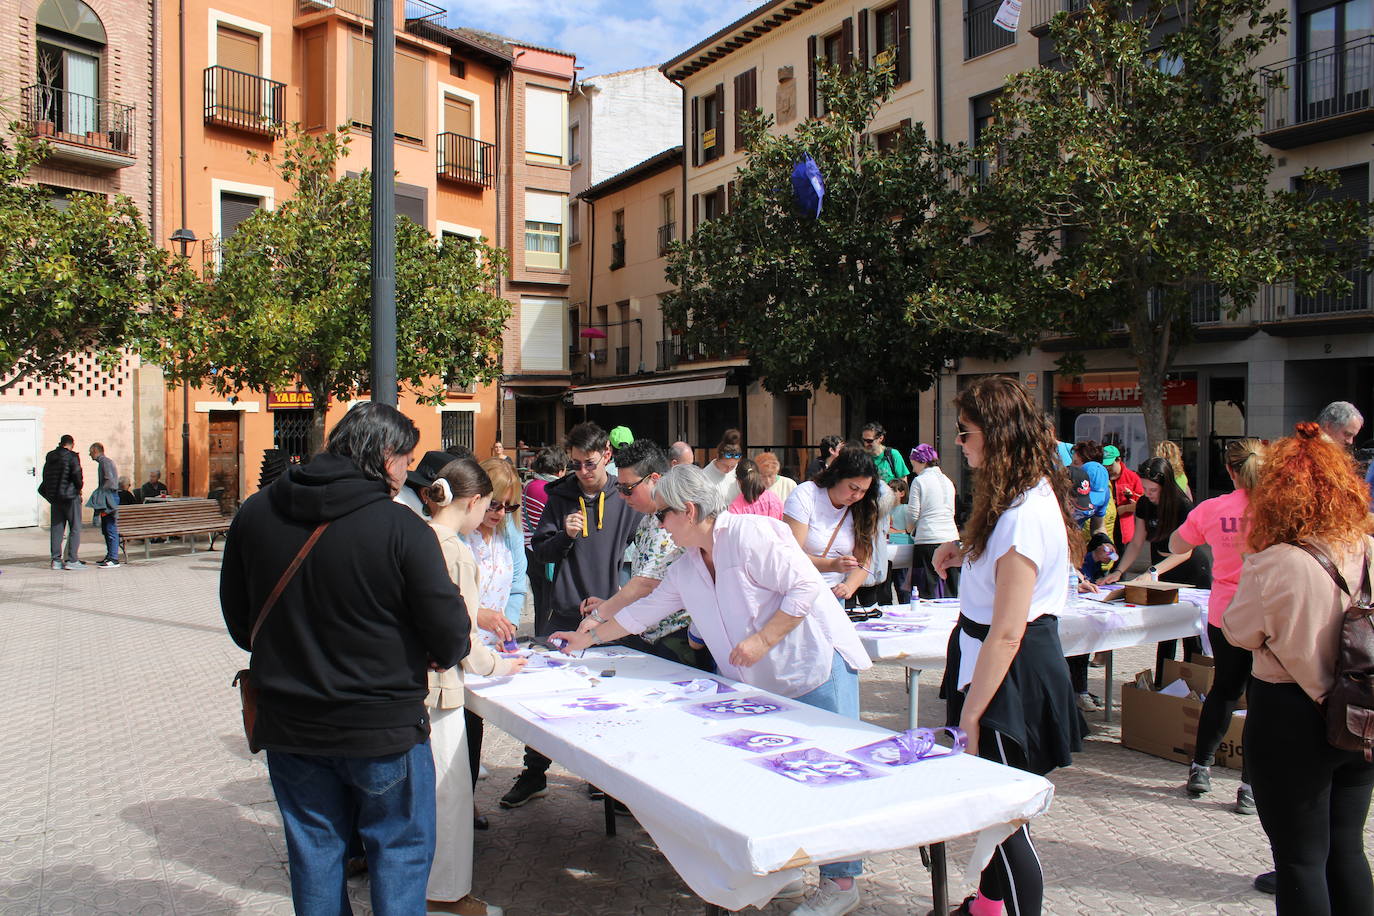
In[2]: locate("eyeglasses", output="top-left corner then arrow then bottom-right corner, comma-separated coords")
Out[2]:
486,501 -> 520,513
956,428 -> 981,442
615,476 -> 650,497
567,457 -> 601,472
654,507 -> 675,523
861,438 -> 878,445
721,452 -> 742,460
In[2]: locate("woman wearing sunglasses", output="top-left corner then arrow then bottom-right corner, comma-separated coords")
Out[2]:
552,463 -> 871,915
703,428 -> 745,504
931,376 -> 1085,916
463,457 -> 529,828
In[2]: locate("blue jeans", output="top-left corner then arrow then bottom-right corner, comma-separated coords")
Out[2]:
99,511 -> 118,561
794,652 -> 864,879
267,740 -> 437,916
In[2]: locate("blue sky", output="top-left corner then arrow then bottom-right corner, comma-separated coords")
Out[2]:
441,0 -> 757,78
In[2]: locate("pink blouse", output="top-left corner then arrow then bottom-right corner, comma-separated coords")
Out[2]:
728,489 -> 784,519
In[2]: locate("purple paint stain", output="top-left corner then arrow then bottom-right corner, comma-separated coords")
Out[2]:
752,748 -> 887,786
681,695 -> 795,720
706,729 -> 807,754
854,622 -> 928,634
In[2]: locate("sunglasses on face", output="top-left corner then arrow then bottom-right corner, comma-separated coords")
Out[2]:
861,437 -> 878,445
615,476 -> 650,497
487,501 -> 520,513
956,427 -> 980,442
655,507 -> 674,523
721,452 -> 742,460
567,457 -> 601,472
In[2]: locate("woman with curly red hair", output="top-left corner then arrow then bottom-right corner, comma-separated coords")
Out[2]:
1223,422 -> 1374,915
932,376 -> 1086,916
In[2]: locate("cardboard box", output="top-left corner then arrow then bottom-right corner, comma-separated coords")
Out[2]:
1120,658 -> 1245,769
1103,580 -> 1188,605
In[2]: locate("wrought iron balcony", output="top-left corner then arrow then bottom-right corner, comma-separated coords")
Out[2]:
22,84 -> 134,168
1024,0 -> 1091,35
658,222 -> 676,256
204,67 -> 286,136
296,0 -> 445,23
965,1 -> 1015,59
1259,271 -> 1374,328
1259,37 -> 1374,149
436,132 -> 495,187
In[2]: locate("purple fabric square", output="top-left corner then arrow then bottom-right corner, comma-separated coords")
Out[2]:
752,747 -> 887,786
681,695 -> 796,720
705,729 -> 807,754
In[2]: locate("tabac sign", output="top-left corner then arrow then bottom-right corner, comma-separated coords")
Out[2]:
267,389 -> 314,410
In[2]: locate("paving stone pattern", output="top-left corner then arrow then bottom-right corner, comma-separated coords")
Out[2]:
0,526 -> 1346,914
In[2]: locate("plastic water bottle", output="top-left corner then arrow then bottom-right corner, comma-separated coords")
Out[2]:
1067,569 -> 1080,605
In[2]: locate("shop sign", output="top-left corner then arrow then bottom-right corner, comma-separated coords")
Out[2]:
1056,372 -> 1196,409
267,389 -> 314,410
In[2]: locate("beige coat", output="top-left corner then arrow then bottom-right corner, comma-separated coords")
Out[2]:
426,521 -> 519,708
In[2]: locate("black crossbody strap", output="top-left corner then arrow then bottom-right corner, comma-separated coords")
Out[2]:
249,522 -> 330,649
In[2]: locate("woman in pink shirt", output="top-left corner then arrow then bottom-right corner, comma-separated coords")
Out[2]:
1169,438 -> 1266,811
727,458 -> 785,519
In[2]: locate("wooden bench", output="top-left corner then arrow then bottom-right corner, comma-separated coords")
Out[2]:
116,499 -> 232,561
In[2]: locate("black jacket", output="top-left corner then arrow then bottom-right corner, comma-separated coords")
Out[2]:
220,453 -> 470,756
531,472 -> 643,634
38,446 -> 82,503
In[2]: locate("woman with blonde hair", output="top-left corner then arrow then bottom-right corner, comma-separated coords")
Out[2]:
1153,440 -> 1191,500
932,376 -> 1085,916
1224,424 -> 1374,914
1170,438 -> 1266,811
755,451 -> 798,502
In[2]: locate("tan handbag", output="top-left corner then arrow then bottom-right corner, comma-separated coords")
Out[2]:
233,522 -> 329,753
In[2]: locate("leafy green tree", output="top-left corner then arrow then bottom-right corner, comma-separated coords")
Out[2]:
664,62 -> 1036,426
0,129 -> 178,392
921,0 -> 1370,448
143,127 -> 510,454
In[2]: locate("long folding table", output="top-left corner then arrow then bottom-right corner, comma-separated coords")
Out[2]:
466,646 -> 1054,913
858,588 -> 1211,727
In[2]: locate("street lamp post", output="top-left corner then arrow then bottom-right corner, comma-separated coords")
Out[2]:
170,227 -> 197,497
370,0 -> 397,406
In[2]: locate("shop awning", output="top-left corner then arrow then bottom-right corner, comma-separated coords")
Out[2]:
571,372 -> 731,407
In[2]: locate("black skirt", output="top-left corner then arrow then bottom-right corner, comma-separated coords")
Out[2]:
941,614 -> 1088,775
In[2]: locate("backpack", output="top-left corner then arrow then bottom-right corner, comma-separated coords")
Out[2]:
1294,541 -> 1374,756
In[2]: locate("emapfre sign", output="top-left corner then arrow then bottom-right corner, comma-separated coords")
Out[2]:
267,389 -> 314,410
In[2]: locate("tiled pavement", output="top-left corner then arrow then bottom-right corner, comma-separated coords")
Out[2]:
0,524 -> 1339,915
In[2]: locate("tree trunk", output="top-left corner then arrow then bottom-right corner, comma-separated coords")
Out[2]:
307,383 -> 330,460
1127,290 -> 1171,457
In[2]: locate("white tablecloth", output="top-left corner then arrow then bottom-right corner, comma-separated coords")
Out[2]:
857,588 -> 1210,667
466,648 -> 1054,911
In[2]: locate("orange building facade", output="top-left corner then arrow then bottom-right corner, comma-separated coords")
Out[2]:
159,0 -> 510,502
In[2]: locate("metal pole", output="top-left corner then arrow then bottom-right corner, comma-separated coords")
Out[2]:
370,0 -> 397,406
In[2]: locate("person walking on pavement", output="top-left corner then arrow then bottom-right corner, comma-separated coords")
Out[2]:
503,422 -> 643,809
220,402 -> 471,916
39,434 -> 84,570
87,443 -> 121,568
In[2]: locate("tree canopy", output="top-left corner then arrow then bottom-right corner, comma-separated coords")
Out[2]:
663,62 -> 1035,423
918,0 -> 1370,448
0,129 -> 177,392
142,127 -> 511,454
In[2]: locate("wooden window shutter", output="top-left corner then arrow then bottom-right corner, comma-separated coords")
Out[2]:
727,180 -> 737,211
217,26 -> 261,75
349,35 -> 373,126
394,51 -> 426,141
733,73 -> 745,151
858,9 -> 870,68
692,97 -> 703,168
714,83 -> 726,157
220,192 -> 261,239
692,193 -> 700,230
896,0 -> 912,85
303,31 -> 327,130
842,18 -> 854,72
807,35 -> 818,118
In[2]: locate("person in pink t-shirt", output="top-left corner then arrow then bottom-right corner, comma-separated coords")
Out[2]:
727,458 -> 784,519
1169,437 -> 1267,811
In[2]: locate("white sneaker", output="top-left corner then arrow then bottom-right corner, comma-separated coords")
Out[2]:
478,763 -> 490,780
772,876 -> 807,900
1076,692 -> 1102,711
790,878 -> 859,916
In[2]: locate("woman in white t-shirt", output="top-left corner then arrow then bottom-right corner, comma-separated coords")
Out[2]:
784,445 -> 882,603
931,376 -> 1085,916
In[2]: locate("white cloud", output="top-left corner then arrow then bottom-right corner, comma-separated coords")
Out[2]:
441,0 -> 754,75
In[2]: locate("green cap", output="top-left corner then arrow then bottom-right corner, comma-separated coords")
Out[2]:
609,426 -> 635,449
1102,445 -> 1120,466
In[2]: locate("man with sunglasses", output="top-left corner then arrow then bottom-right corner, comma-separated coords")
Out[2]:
577,439 -> 703,668
860,421 -> 909,484
504,422 -> 644,809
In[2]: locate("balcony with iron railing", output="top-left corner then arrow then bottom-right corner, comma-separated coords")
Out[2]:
1258,269 -> 1374,331
1025,0 -> 1091,35
655,336 -> 745,367
609,240 -> 626,270
965,1 -> 1016,59
1259,37 -> 1374,149
657,222 -> 676,256
204,66 -> 286,136
22,84 -> 134,168
436,132 -> 495,187
296,0 -> 446,23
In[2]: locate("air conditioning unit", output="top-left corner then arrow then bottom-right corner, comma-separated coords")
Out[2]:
301,0 -> 336,8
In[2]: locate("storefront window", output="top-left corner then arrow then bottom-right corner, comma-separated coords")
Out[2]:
1054,370 -> 1200,483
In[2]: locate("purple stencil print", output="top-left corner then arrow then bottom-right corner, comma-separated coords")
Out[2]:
522,695 -> 630,719
681,695 -> 795,720
853,621 -> 928,634
705,729 -> 808,754
752,747 -> 887,786
670,679 -> 738,698
847,727 -> 967,767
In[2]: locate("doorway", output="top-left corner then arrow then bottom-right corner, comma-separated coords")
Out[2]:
0,417 -> 41,528
207,411 -> 241,510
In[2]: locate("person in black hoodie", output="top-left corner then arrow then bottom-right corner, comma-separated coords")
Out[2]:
221,402 -> 470,916
499,421 -> 643,810
38,434 -> 83,570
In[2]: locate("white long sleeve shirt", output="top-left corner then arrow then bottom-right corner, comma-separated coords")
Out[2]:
616,513 -> 870,697
908,466 -> 959,545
